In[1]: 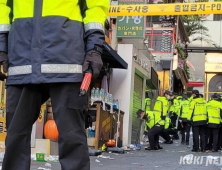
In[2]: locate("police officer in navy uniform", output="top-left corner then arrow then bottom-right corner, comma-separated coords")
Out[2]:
0,0 -> 109,169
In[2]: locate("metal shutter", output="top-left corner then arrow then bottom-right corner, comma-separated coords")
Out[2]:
131,74 -> 143,144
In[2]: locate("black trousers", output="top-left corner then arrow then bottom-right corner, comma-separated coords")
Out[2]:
206,128 -> 219,151
180,122 -> 191,143
160,129 -> 171,142
170,115 -> 179,139
2,83 -> 89,170
218,127 -> 222,149
148,125 -> 164,149
160,128 -> 177,142
192,125 -> 206,151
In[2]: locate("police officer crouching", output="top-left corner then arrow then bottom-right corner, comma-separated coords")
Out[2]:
206,94 -> 222,152
159,116 -> 174,144
137,109 -> 164,150
188,90 -> 207,152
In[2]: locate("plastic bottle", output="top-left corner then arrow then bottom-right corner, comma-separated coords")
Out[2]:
95,88 -> 100,101
105,93 -> 109,103
100,88 -> 105,102
109,94 -> 113,105
91,88 -> 95,101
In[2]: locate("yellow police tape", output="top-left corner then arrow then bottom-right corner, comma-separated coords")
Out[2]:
109,2 -> 222,16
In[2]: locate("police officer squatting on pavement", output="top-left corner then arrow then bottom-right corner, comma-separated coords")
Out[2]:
141,89 -> 222,153
0,0 -> 109,170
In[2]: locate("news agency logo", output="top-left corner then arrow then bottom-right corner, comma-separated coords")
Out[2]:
179,155 -> 222,166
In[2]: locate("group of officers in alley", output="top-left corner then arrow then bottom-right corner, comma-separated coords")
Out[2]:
138,90 -> 222,152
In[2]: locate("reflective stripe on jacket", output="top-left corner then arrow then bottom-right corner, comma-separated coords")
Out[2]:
188,97 -> 207,126
0,0 -> 109,84
180,100 -> 190,121
153,96 -> 169,118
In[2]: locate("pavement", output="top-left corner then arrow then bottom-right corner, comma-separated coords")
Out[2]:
28,139 -> 222,170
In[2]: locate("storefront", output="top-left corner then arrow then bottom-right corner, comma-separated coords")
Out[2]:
205,53 -> 222,100
110,44 -> 157,146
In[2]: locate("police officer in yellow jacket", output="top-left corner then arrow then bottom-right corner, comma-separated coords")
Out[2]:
137,109 -> 164,150
170,93 -> 182,140
145,92 -> 151,112
153,90 -> 171,120
149,91 -> 171,150
179,94 -> 191,145
144,94 -> 151,131
187,90 -> 207,152
206,94 -> 222,152
0,1 -> 109,170
159,116 -> 174,144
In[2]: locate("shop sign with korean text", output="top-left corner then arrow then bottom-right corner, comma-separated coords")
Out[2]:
116,0 -> 146,38
109,2 -> 222,16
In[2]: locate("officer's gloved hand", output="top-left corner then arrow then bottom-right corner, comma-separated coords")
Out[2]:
0,52 -> 8,81
0,52 -> 8,73
83,49 -> 103,79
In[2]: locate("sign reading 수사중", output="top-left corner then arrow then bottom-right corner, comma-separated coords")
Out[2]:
109,2 -> 222,16
116,0 -> 145,38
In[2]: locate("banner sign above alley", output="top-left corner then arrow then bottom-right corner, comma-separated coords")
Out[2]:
109,2 -> 222,16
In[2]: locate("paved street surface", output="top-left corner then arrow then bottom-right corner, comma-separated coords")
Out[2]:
27,140 -> 222,170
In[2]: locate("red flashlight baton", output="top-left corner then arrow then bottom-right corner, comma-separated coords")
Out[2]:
79,68 -> 93,96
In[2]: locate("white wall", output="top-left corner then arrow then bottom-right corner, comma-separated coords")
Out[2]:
110,44 -> 134,146
110,44 -> 150,146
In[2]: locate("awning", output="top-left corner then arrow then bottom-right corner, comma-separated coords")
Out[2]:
161,60 -> 171,70
102,42 -> 128,69
187,82 -> 204,87
146,67 -> 158,89
174,67 -> 188,87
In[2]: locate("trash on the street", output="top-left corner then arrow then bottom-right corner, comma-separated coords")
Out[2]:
178,150 -> 186,153
45,163 -> 52,167
95,159 -> 100,163
89,148 -> 102,156
154,166 -> 160,168
37,167 -> 51,170
129,144 -> 135,149
31,154 -> 36,161
97,155 -> 115,160
44,155 -> 59,162
131,163 -> 139,165
36,153 -> 46,162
